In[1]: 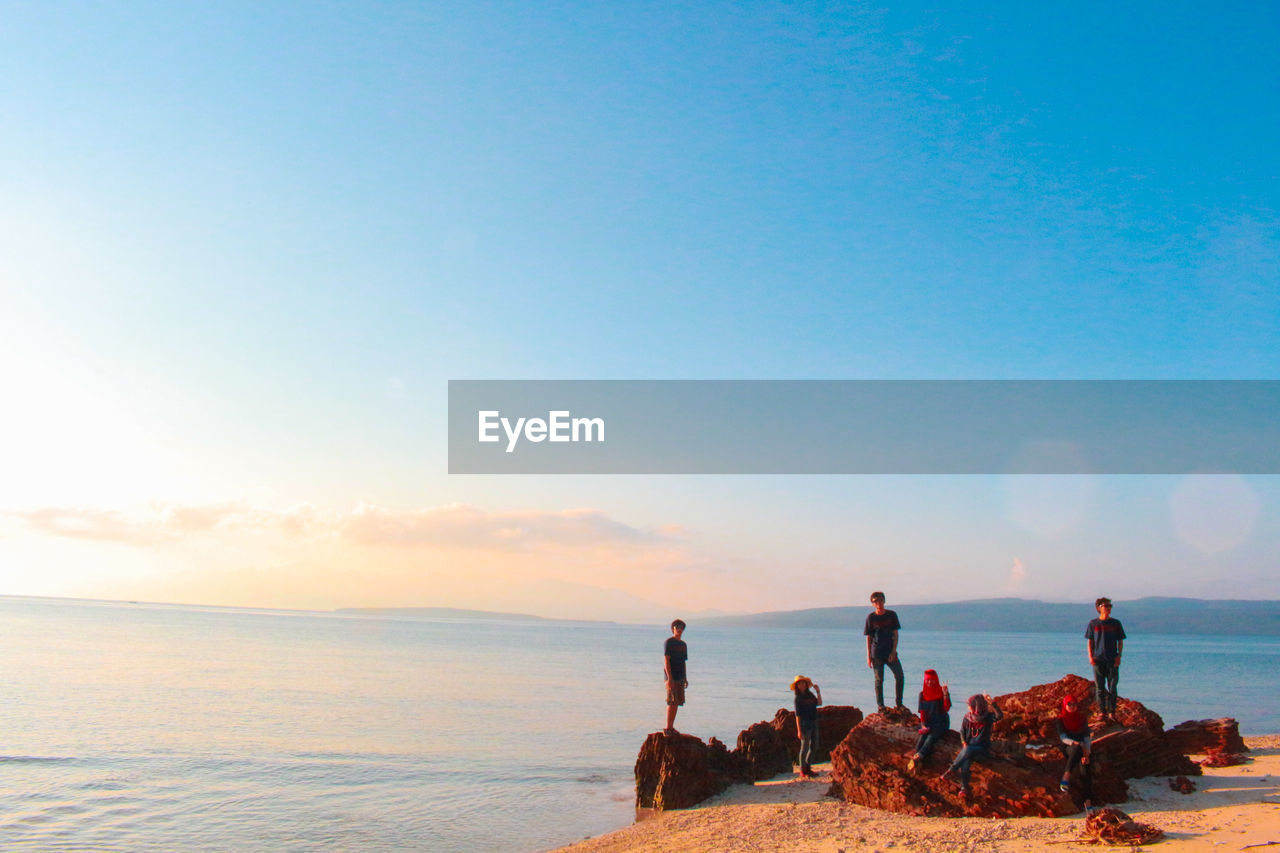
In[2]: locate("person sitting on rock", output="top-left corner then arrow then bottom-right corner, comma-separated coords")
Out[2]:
791,675 -> 823,778
942,692 -> 1002,799
1056,694 -> 1094,807
907,669 -> 951,773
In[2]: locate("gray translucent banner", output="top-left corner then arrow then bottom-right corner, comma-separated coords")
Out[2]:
447,380 -> 1280,474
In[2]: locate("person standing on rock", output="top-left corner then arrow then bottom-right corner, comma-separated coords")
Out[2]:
1085,597 -> 1125,721
791,676 -> 823,778
942,692 -> 1003,800
663,619 -> 688,734
864,591 -> 905,713
907,669 -> 951,773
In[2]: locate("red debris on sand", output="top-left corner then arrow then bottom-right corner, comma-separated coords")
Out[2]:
1081,807 -> 1164,845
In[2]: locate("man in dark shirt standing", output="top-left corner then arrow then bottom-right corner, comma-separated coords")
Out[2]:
663,619 -> 688,734
864,591 -> 905,712
1085,597 -> 1125,721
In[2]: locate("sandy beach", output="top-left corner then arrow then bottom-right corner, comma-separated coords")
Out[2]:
555,735 -> 1280,852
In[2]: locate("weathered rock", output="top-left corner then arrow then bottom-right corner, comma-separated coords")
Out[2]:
770,705 -> 864,764
1091,726 -> 1201,779
635,718 -> 802,810
1169,775 -> 1196,793
1199,749 -> 1250,767
993,674 -> 1096,742
1114,696 -> 1164,732
827,711 -> 1076,817
993,674 -> 1164,744
634,732 -> 744,809
1164,718 -> 1248,756
735,721 -> 793,781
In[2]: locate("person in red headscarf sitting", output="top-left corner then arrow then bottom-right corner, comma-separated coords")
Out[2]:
1056,694 -> 1094,807
906,669 -> 951,773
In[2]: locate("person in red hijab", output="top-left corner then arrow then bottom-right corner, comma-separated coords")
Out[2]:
1056,694 -> 1094,808
906,669 -> 951,772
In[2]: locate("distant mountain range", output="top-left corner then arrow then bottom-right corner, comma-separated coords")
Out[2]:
702,597 -> 1280,635
336,606 -> 549,622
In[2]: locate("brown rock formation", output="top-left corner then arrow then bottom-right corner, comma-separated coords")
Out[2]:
638,675 -> 1215,814
1091,726 -> 1201,779
770,705 -> 864,764
992,674 -> 1164,744
992,674 -> 1096,742
635,716 -> 808,810
1199,749 -> 1250,767
635,732 -> 746,810
1114,696 -> 1164,732
734,721 -> 793,781
827,711 -> 1076,817
1164,718 -> 1248,756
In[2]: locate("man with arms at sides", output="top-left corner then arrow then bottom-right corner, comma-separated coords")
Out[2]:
664,619 -> 688,734
865,591 -> 906,713
1085,597 -> 1125,721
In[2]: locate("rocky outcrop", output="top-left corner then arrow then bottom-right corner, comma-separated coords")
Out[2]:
992,674 -> 1162,744
770,705 -> 864,763
1114,697 -> 1164,732
635,715 -> 812,810
734,721 -> 793,781
827,710 -> 1076,817
1090,726 -> 1201,779
823,676 -> 1207,817
1164,718 -> 1248,756
637,675 -> 1219,814
993,674 -> 1096,742
635,732 -> 746,810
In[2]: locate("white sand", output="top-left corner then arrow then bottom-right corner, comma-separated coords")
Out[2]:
554,735 -> 1280,852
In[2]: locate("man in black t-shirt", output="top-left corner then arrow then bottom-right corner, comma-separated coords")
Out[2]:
1085,597 -> 1126,720
663,619 -> 688,734
864,591 -> 905,712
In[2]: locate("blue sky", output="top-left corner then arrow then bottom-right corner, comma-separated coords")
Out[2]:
1,1 -> 1277,619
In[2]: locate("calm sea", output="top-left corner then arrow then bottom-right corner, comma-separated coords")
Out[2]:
1,597 -> 1276,852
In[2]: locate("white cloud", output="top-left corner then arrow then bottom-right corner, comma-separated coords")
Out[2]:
8,501 -> 676,554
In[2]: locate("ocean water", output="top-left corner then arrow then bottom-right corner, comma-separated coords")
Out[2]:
1,597 -> 1277,852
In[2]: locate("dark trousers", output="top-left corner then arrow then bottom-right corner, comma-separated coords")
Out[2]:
913,729 -> 944,763
1092,659 -> 1119,714
872,657 -> 905,708
1062,742 -> 1094,801
947,743 -> 988,787
798,719 -> 819,770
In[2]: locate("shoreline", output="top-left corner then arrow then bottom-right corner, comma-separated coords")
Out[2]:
554,735 -> 1280,852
